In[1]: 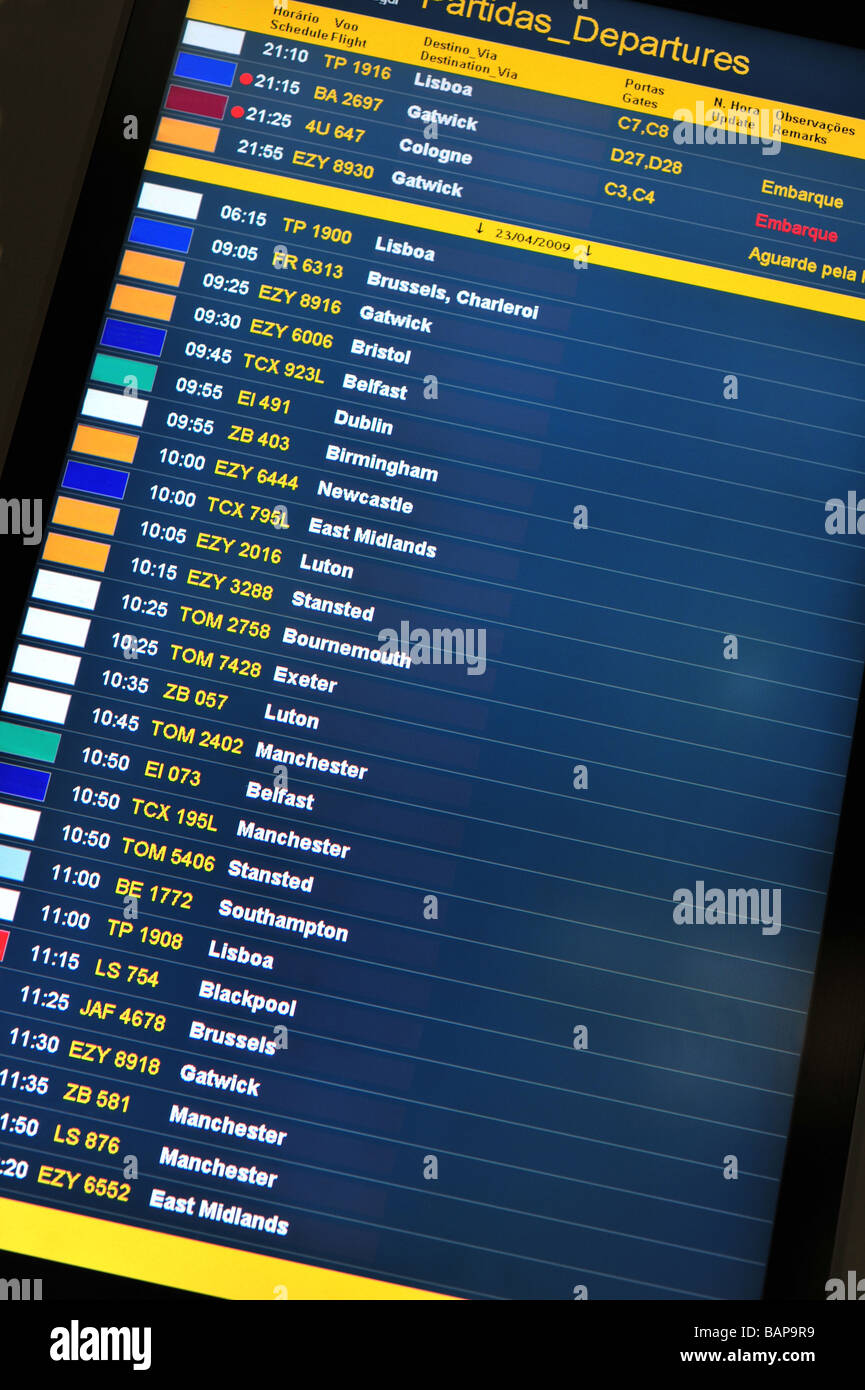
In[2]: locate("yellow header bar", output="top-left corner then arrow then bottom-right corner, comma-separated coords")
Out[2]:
189,0 -> 865,160
145,149 -> 865,321
0,1196 -> 450,1299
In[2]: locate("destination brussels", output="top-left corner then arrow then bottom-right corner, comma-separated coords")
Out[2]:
419,0 -> 750,72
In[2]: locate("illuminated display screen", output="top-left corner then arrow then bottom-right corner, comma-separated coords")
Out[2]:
1,0 -> 865,1301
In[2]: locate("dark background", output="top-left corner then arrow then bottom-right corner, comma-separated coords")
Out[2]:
0,0 -> 132,466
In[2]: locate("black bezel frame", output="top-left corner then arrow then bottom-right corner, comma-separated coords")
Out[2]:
1,0 -> 864,1301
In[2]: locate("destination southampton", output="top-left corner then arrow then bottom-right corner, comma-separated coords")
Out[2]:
219,894 -> 349,944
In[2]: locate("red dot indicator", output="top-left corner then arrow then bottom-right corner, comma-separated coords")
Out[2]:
230,105 -> 245,118
239,72 -> 253,85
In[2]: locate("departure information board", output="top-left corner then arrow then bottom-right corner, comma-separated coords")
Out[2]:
1,0 -> 865,1301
